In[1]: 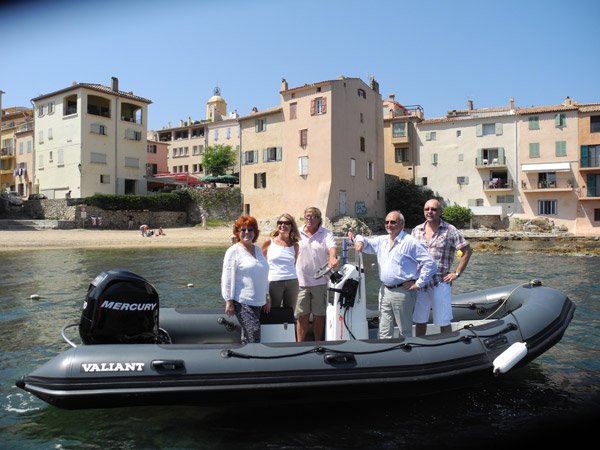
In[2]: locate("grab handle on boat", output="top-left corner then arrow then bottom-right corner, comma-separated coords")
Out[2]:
324,353 -> 356,365
152,359 -> 186,371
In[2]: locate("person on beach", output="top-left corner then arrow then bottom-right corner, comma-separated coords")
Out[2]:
261,214 -> 300,311
295,207 -> 337,342
355,211 -> 436,338
127,212 -> 135,229
411,199 -> 472,336
139,224 -> 149,237
221,216 -> 269,344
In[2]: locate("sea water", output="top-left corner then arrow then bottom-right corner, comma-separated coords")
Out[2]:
0,247 -> 598,449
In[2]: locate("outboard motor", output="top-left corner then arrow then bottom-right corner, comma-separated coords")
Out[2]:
79,269 -> 159,345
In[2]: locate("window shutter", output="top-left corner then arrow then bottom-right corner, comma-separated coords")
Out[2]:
498,147 -> 505,164
254,173 -> 258,188
276,147 -> 282,161
426,131 -> 431,141
241,152 -> 246,165
432,153 -> 438,164
467,199 -> 476,207
253,150 -> 258,163
555,141 -> 567,157
255,120 -> 259,132
586,174 -> 595,197
476,148 -> 482,165
476,124 -> 483,137
263,148 -> 267,162
581,145 -> 589,168
57,149 -> 64,165
310,99 -> 316,116
529,143 -> 540,157
261,172 -> 267,188
322,98 -> 327,114
495,123 -> 503,135
505,195 -> 515,203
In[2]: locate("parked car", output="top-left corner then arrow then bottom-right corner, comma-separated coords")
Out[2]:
1,190 -> 23,206
28,193 -> 48,200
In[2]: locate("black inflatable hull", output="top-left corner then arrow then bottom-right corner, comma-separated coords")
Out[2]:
16,282 -> 575,409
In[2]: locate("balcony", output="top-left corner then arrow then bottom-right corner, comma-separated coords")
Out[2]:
522,179 -> 574,193
476,157 -> 506,169
483,178 -> 514,191
1,147 -> 15,158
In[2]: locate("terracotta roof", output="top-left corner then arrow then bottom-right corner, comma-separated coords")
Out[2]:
515,104 -> 578,115
239,106 -> 283,120
32,82 -> 152,104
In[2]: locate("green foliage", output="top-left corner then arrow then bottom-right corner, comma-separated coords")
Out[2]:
203,144 -> 237,176
442,204 -> 473,227
385,178 -> 442,228
83,190 -> 192,211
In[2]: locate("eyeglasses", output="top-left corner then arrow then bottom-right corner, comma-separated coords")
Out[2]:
277,221 -> 291,226
305,214 -> 319,219
240,227 -> 254,233
385,220 -> 397,225
425,208 -> 438,211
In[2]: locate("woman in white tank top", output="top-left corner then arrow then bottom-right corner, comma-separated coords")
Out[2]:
261,214 -> 300,311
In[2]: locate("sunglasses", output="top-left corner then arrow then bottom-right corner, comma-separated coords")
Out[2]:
304,214 -> 319,219
277,221 -> 291,226
240,227 -> 254,232
425,208 -> 438,211
385,220 -> 397,225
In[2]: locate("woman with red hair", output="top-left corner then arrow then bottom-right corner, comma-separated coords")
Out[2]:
221,216 -> 269,343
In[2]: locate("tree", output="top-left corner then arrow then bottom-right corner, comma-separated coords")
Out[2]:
385,178 -> 442,228
202,144 -> 236,176
442,204 -> 473,228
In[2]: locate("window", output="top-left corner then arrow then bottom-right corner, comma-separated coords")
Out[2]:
555,113 -> 566,127
392,122 -> 406,137
263,147 -> 282,162
581,145 -> 600,168
146,163 -> 158,175
426,131 -> 436,141
254,172 -> 267,188
125,130 -> 142,141
242,150 -> 258,165
529,143 -> 540,158
38,130 -> 44,144
299,156 -> 308,175
457,176 -> 469,185
478,147 -> 504,165
300,129 -> 308,147
100,174 -> 111,184
311,97 -> 327,115
477,123 -> 503,136
538,200 -> 557,215
19,142 -> 23,155
175,130 -> 188,140
529,117 -> 539,130
226,128 -> 231,139
48,128 -> 53,140
431,153 -> 438,165
47,102 -> 55,115
357,89 -> 366,99
90,152 -> 107,164
360,136 -> 365,152
147,145 -> 157,153
290,102 -> 297,120
395,147 -> 409,162
456,130 -> 461,137
255,118 -> 267,132
214,129 -> 219,140
555,141 -> 567,157
595,209 -> 600,221
591,116 -> 600,133
586,174 -> 600,197
91,123 -> 106,135
538,172 -> 557,188
366,161 -> 374,180
27,141 -> 31,153
64,95 -> 77,116
417,177 -> 428,186
87,95 -> 110,118
124,157 -> 139,168
37,104 -> 45,117
350,158 -> 356,176
497,195 -> 515,203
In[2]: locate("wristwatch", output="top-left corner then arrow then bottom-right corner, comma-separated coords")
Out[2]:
454,272 -> 460,277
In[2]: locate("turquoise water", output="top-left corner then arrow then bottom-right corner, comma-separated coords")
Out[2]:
0,247 -> 598,449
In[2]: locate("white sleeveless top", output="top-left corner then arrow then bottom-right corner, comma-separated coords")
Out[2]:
266,241 -> 297,281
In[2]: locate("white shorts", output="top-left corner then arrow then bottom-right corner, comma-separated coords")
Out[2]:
413,282 -> 453,327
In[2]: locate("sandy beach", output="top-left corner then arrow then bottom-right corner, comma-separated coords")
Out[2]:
0,226 -> 234,252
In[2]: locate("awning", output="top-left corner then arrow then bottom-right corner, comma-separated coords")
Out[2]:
148,173 -> 205,185
521,162 -> 571,173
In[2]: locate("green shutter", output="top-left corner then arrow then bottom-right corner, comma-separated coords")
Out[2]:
276,147 -> 282,161
587,173 -> 596,197
476,148 -> 482,165
476,124 -> 483,137
555,141 -> 567,157
529,143 -> 540,158
253,150 -> 258,163
498,147 -> 505,164
432,153 -> 438,164
263,148 -> 267,162
529,117 -> 539,130
581,145 -> 589,168
495,123 -> 503,135
467,198 -> 476,207
241,151 -> 246,165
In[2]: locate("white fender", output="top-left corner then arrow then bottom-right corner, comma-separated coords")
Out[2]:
493,342 -> 528,374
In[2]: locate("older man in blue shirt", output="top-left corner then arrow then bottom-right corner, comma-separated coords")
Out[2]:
355,211 -> 436,338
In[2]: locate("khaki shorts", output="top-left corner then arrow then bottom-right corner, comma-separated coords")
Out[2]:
295,284 -> 328,317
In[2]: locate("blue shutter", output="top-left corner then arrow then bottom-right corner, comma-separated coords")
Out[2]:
581,145 -> 589,168
587,174 -> 596,197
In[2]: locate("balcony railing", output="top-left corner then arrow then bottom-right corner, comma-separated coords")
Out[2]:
522,180 -> 574,190
483,179 -> 513,190
1,148 -> 15,157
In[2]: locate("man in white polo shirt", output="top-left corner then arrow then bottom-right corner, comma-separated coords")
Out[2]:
295,207 -> 337,342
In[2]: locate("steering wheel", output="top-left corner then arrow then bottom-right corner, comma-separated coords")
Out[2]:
314,261 -> 334,279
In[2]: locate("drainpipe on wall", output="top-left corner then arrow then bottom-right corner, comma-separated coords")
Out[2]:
112,77 -> 119,195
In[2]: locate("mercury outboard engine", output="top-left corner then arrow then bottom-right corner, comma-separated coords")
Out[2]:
79,269 -> 159,345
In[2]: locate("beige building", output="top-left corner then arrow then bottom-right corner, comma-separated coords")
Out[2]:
240,76 -> 385,222
416,99 -> 520,225
382,94 -> 423,182
31,77 -> 151,198
152,88 -> 239,181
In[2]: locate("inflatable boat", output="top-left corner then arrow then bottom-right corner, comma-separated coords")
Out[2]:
16,259 -> 575,410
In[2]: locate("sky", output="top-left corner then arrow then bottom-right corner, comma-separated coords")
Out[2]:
1,0 -> 599,131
